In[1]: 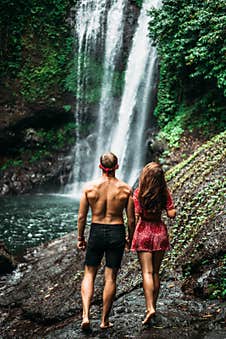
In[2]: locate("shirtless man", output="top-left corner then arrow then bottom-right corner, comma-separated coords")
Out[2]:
77,152 -> 135,330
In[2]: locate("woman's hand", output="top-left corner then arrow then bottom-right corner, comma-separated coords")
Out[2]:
167,208 -> 176,218
125,236 -> 131,252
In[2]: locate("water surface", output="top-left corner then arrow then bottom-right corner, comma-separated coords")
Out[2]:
0,194 -> 87,254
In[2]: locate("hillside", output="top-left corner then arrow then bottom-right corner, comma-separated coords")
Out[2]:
165,131 -> 225,299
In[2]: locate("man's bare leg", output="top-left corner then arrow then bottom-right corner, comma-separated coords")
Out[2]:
152,251 -> 165,310
138,252 -> 155,324
81,265 -> 98,329
100,267 -> 118,329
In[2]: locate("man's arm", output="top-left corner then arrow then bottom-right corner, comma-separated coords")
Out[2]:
125,190 -> 135,249
77,188 -> 89,250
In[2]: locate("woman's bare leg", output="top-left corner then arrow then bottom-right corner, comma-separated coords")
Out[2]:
138,252 -> 155,324
81,265 -> 98,328
152,251 -> 165,309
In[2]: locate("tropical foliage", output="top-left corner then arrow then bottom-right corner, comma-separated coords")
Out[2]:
149,0 -> 226,144
0,0 -> 75,102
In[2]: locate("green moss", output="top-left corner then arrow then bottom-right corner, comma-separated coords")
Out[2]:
161,131 -> 226,272
64,53 -> 125,104
208,254 -> 226,300
166,130 -> 226,181
131,0 -> 143,8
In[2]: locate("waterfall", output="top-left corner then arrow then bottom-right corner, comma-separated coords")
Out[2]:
67,0 -> 161,196
94,0 -> 126,171
111,0 -> 161,184
68,0 -> 108,194
68,0 -> 127,196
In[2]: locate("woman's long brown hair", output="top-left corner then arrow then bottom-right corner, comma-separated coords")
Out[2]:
138,162 -> 167,213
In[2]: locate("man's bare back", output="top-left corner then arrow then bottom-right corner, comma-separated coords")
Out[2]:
84,176 -> 132,224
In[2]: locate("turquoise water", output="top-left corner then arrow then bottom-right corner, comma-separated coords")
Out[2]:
0,194 -> 85,254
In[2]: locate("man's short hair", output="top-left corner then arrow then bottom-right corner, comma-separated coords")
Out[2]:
100,152 -> 118,169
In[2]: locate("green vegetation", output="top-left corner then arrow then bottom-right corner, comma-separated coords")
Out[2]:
162,131 -> 226,275
1,159 -> 24,171
0,0 -> 125,105
132,0 -> 143,8
64,53 -> 125,104
208,253 -> 226,300
0,0 -> 75,102
34,122 -> 76,149
149,0 -> 226,146
0,122 -> 76,171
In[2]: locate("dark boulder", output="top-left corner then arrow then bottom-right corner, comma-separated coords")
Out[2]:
0,242 -> 17,275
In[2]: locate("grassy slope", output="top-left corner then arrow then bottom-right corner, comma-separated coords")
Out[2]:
160,130 -> 225,297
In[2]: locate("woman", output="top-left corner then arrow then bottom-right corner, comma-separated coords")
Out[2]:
131,162 -> 176,324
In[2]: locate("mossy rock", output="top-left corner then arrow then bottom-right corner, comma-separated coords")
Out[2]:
162,131 -> 226,278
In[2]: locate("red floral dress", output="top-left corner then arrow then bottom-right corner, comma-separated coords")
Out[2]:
131,188 -> 174,252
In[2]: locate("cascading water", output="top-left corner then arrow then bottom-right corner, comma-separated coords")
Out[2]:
111,0 -> 161,184
68,0 -> 127,195
68,0 -> 161,196
67,0 -> 109,194
94,0 -> 126,174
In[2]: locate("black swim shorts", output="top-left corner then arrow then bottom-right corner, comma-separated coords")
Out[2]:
84,223 -> 125,268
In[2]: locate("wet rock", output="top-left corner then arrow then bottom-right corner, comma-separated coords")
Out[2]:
0,242 -> 17,275
181,252 -> 225,299
0,184 -> 10,195
23,128 -> 43,146
0,233 -> 225,338
0,150 -> 73,196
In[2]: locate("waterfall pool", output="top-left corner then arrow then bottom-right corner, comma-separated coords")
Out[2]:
0,194 -> 86,255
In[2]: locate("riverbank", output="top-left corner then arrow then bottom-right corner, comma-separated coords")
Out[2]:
0,131 -> 225,338
0,234 -> 225,338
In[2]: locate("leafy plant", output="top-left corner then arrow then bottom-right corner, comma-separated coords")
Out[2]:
0,0 -> 75,101
148,0 -> 226,141
132,0 -> 143,8
0,159 -> 23,171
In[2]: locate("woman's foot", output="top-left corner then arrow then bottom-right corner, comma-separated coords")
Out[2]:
100,321 -> 114,329
142,309 -> 156,325
81,317 -> 90,330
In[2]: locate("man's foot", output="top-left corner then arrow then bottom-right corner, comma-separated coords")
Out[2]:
81,318 -> 90,330
100,321 -> 114,329
142,309 -> 156,325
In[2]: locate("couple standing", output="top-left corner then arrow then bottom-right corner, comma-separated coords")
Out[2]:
77,152 -> 176,330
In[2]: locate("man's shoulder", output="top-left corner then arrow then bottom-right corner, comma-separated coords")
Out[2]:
83,179 -> 99,192
116,178 -> 133,192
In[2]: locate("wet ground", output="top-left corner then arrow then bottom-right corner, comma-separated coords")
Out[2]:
46,281 -> 225,339
0,233 -> 224,338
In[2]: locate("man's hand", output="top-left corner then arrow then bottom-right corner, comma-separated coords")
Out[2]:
77,239 -> 87,251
